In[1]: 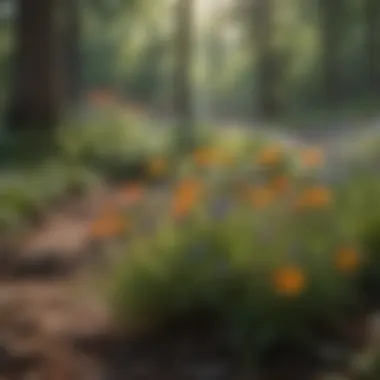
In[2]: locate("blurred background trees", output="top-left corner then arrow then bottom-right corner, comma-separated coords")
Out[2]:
0,0 -> 379,134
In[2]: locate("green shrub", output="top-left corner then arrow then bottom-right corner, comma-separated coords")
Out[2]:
106,142 -> 363,358
339,174 -> 380,305
59,112 -> 171,176
0,160 -> 100,233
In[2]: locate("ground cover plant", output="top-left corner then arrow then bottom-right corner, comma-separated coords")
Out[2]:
82,137 -> 380,374
0,104 -> 171,237
0,160 -> 100,236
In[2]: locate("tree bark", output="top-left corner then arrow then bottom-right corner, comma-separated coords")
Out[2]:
65,0 -> 81,108
173,0 -> 194,151
252,0 -> 281,121
6,0 -> 63,133
317,0 -> 344,106
363,0 -> 380,92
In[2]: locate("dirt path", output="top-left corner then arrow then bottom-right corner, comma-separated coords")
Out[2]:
0,184 -> 119,378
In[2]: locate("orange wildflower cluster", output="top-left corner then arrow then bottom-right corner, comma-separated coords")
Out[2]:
172,179 -> 203,218
249,186 -> 274,209
299,147 -> 324,168
257,144 -> 283,166
270,176 -> 289,194
296,186 -> 332,209
273,265 -> 306,297
335,247 -> 360,274
193,147 -> 218,167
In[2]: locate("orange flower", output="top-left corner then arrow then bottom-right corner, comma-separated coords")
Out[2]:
299,147 -> 324,168
296,186 -> 332,209
175,178 -> 202,197
172,196 -> 196,218
257,144 -> 283,166
335,247 -> 360,274
147,157 -> 167,177
249,186 -> 274,208
89,213 -> 127,239
271,176 -> 289,193
193,147 -> 217,167
273,265 -> 306,297
172,179 -> 202,217
119,183 -> 144,205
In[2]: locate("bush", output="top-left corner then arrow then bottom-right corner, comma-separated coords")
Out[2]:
339,173 -> 380,307
103,142 -> 364,359
59,109 -> 172,181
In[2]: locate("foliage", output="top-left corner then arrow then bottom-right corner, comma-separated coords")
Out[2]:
0,160 -> 99,234
99,140 -> 368,358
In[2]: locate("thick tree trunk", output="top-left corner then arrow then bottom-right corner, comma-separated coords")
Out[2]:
318,0 -> 344,106
6,0 -> 63,133
173,0 -> 194,151
363,0 -> 380,92
252,0 -> 281,121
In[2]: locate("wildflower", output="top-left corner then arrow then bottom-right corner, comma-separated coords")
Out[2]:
257,144 -> 283,166
193,147 -> 217,167
175,178 -> 202,198
172,179 -> 202,218
273,264 -> 306,297
335,247 -> 360,274
299,147 -> 324,168
89,212 -> 127,239
172,196 -> 196,218
271,175 -> 289,194
147,157 -> 167,177
119,182 -> 144,205
296,186 -> 332,209
249,186 -> 274,209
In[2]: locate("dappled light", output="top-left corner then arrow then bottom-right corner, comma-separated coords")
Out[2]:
0,0 -> 380,379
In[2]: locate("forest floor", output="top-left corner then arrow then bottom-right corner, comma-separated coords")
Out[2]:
1,119 -> 380,379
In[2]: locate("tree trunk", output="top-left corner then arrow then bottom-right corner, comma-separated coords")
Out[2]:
363,0 -> 380,92
6,0 -> 63,133
317,0 -> 344,106
252,0 -> 281,121
64,0 -> 81,109
173,0 -> 194,151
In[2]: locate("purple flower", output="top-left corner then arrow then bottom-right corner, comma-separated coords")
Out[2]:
209,198 -> 232,219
